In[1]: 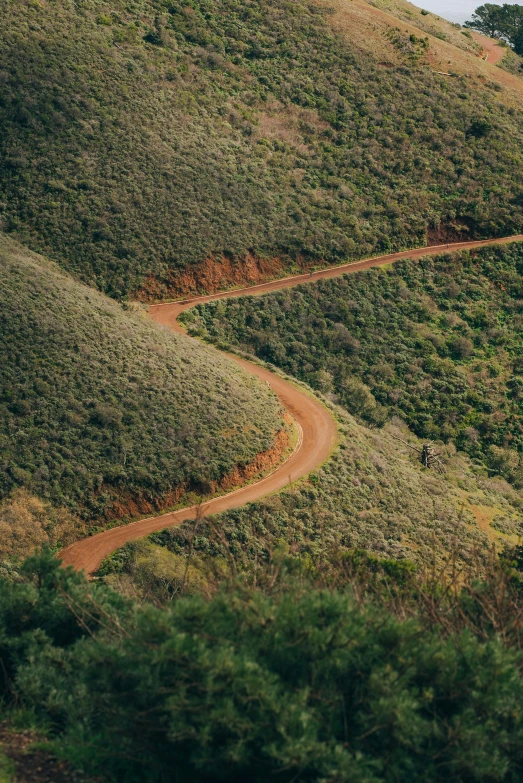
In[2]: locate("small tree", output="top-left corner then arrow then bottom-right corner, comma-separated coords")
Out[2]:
465,3 -> 523,50
448,335 -> 474,359
465,3 -> 506,37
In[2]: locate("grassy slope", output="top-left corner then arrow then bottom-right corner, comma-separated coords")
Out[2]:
498,45 -> 523,77
1,0 -> 523,297
102,242 -> 523,593
0,235 -> 283,522
325,0 -> 523,100
184,243 -> 523,485
103,398 -> 523,600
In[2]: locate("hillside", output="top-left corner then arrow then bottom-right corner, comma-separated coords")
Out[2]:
184,242 -> 523,486
102,396 -> 523,602
326,0 -> 523,101
95,240 -> 523,601
0,234 -> 284,527
1,0 -> 523,298
2,1 -> 523,778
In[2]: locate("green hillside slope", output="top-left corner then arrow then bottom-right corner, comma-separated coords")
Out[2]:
102,399 -> 523,604
0,235 -> 283,522
1,0 -> 522,296
98,241 -> 522,600
184,242 -> 523,486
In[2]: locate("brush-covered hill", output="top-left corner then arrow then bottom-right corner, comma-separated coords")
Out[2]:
184,242 -> 523,486
98,240 -> 523,601
102,385 -> 523,603
1,0 -> 522,298
0,234 -> 284,524
326,0 -> 523,98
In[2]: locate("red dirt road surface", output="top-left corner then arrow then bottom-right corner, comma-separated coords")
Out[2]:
470,31 -> 506,64
60,235 -> 523,576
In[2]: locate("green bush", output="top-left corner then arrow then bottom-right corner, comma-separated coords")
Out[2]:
448,335 -> 474,358
4,551 -> 523,782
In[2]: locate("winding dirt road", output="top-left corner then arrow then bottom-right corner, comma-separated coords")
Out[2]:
470,31 -> 505,65
60,235 -> 523,575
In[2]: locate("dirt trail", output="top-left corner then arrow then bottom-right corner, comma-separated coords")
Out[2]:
470,31 -> 505,64
60,235 -> 523,575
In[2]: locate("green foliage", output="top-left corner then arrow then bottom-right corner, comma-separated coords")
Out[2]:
0,552 -> 130,703
4,551 -> 523,782
0,235 -> 282,520
128,409 -> 523,583
0,752 -> 15,783
465,3 -> 523,51
467,118 -> 493,138
185,243 -> 523,485
0,0 -> 522,295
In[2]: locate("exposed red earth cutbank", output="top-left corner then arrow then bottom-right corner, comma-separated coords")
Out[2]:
60,235 -> 523,575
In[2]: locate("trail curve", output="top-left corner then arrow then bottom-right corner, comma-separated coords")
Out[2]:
470,31 -> 505,64
59,234 -> 523,575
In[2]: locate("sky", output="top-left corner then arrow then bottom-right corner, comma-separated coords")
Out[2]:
418,0 -> 523,24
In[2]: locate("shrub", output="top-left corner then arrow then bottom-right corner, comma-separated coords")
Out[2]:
467,119 -> 493,138
5,552 -> 523,782
448,335 -> 474,358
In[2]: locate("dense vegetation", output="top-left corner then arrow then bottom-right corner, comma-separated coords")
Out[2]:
0,490 -> 82,563
184,243 -> 523,486
0,235 -> 282,522
2,2 -> 523,778
102,405 -> 523,606
4,551 -> 523,782
466,3 -> 523,54
1,0 -> 523,296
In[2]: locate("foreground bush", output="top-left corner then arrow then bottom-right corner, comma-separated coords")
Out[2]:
3,551 -> 523,782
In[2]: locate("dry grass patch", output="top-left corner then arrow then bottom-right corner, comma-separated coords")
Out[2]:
317,0 -> 523,108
